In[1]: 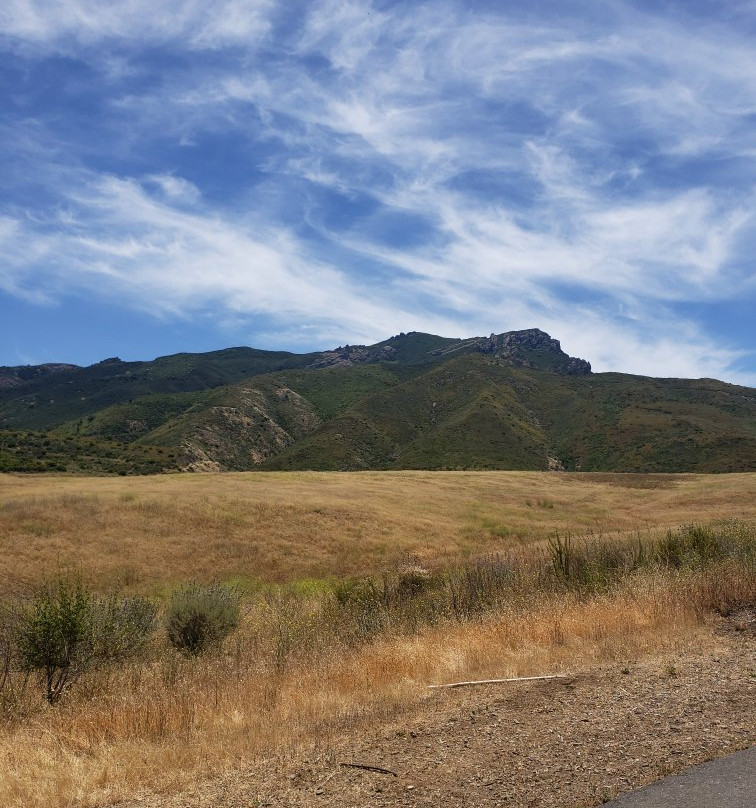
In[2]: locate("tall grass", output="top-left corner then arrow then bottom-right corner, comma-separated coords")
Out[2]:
0,519 -> 753,807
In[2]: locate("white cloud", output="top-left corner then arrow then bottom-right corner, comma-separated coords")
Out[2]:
1,0 -> 756,384
0,171 -> 461,342
2,163 -> 754,385
144,174 -> 202,204
0,0 -> 274,48
296,0 -> 389,72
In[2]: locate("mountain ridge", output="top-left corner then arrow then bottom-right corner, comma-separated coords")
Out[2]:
1,328 -> 753,475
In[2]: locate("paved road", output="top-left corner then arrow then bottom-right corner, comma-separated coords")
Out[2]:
606,746 -> 754,807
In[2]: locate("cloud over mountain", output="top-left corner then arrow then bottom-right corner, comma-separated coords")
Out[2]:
1,1 -> 755,383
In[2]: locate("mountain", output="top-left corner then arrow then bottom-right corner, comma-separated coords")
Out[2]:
1,329 -> 754,474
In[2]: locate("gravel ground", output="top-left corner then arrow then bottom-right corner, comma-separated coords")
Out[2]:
117,608 -> 755,808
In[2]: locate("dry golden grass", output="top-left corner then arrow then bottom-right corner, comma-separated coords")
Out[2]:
0,471 -> 754,807
2,563 -> 751,808
1,471 -> 754,592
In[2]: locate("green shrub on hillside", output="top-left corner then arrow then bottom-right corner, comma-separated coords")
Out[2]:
15,580 -> 156,704
547,532 -> 644,592
657,524 -> 724,567
165,583 -> 241,656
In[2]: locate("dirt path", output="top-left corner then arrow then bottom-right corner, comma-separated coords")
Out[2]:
118,609 -> 755,808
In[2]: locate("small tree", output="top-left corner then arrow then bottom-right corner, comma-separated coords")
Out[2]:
165,583 -> 241,656
16,579 -> 156,704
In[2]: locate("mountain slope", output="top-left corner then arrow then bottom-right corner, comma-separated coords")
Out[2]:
0,347 -> 333,431
1,329 -> 754,474
262,357 -> 756,473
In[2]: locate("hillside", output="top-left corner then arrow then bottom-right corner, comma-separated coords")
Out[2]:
1,329 -> 754,473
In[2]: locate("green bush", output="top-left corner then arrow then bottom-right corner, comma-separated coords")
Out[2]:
330,565 -> 448,639
165,583 -> 241,656
15,580 -> 156,704
330,577 -> 388,642
547,532 -> 647,593
394,565 -> 433,601
656,524 -> 723,568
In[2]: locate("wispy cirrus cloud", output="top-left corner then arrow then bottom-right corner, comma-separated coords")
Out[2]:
0,0 -> 274,48
1,0 -> 755,383
0,168 -> 460,342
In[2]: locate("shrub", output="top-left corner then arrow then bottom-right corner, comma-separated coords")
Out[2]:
330,576 -> 388,642
331,563 -> 451,638
394,564 -> 433,601
547,532 -> 648,593
447,555 -> 513,619
15,579 -> 156,704
548,532 -> 574,583
93,595 -> 159,659
165,583 -> 241,656
656,524 -> 723,568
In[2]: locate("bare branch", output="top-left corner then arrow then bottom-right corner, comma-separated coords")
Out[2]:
428,674 -> 570,689
339,762 -> 398,776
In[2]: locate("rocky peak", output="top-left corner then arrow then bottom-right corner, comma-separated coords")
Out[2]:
476,329 -> 591,375
307,343 -> 397,369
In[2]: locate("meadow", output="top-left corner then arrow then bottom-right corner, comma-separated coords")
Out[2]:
0,470 -> 754,807
2,470 -> 755,592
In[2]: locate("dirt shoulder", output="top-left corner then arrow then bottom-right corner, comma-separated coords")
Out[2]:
118,609 -> 755,808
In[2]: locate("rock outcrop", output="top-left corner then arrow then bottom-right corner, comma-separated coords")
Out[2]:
308,344 -> 397,369
476,329 -> 591,375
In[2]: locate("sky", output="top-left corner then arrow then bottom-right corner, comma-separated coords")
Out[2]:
1,0 -> 755,385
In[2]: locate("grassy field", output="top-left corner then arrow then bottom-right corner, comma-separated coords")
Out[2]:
0,470 -> 754,807
2,470 -> 755,593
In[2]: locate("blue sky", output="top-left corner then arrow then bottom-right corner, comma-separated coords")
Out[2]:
1,0 -> 755,385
